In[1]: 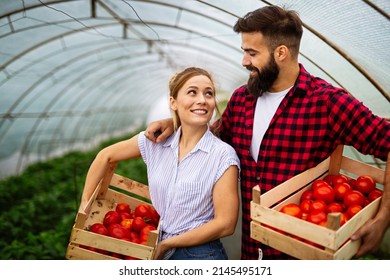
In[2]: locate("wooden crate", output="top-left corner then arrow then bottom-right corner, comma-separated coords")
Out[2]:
66,163 -> 159,260
250,145 -> 390,259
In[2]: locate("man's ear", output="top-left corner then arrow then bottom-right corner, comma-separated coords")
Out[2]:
274,45 -> 288,61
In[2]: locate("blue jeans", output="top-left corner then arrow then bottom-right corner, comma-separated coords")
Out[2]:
168,239 -> 228,260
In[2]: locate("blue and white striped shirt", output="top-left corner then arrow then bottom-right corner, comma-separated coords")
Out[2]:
138,127 -> 240,240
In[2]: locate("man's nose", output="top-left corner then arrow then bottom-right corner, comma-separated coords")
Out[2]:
242,53 -> 251,67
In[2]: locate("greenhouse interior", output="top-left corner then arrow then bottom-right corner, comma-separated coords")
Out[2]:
0,0 -> 389,260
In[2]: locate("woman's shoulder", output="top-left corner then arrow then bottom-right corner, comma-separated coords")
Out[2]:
211,134 -> 237,155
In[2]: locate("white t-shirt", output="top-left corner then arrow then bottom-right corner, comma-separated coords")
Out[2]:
250,88 -> 291,162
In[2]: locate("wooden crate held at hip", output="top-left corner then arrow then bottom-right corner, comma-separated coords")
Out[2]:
250,145 -> 390,259
66,162 -> 159,260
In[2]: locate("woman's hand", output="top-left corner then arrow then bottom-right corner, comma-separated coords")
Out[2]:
153,240 -> 170,260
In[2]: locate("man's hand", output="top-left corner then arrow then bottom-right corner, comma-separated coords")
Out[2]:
350,216 -> 388,258
145,118 -> 174,143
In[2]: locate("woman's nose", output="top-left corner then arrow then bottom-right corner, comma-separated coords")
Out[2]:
197,93 -> 206,103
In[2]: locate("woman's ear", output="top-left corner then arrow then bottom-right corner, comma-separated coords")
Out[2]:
170,96 -> 177,111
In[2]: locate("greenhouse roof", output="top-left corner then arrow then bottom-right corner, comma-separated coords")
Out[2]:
0,0 -> 389,178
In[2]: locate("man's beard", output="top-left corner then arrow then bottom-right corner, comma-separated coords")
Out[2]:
247,56 -> 279,97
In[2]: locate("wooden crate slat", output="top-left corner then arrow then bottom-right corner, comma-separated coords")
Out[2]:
259,157 -> 330,208
70,228 -> 155,260
341,156 -> 386,184
110,173 -> 151,200
250,222 -> 335,260
251,202 -> 336,249
66,244 -> 118,260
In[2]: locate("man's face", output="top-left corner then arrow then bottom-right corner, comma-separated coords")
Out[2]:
241,32 -> 279,97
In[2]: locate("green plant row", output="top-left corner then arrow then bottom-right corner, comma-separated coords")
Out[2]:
0,130 -> 147,260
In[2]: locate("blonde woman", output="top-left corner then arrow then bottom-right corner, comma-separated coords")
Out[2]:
80,67 -> 240,260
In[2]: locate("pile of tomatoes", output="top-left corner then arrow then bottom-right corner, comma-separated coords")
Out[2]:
81,202 -> 160,259
280,174 -> 383,227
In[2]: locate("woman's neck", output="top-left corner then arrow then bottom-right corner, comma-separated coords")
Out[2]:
178,124 -> 208,161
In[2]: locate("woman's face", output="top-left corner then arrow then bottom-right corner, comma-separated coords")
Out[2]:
170,75 -> 216,128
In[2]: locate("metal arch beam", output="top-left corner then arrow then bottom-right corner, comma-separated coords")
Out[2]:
362,0 -> 390,20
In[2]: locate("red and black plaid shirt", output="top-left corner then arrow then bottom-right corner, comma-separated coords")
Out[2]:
219,64 -> 390,260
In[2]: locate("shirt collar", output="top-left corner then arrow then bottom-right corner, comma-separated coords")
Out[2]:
293,63 -> 312,95
163,126 -> 213,154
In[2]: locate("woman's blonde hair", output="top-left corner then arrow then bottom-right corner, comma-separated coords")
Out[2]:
169,67 -> 221,131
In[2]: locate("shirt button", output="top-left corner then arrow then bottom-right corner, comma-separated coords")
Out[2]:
256,176 -> 260,181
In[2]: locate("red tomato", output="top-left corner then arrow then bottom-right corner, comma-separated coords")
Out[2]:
311,179 -> 329,190
346,204 -> 363,218
340,212 -> 349,226
140,225 -> 156,242
318,220 -> 327,227
121,237 -> 132,242
111,252 -> 124,259
348,178 -> 356,188
140,240 -> 148,245
124,255 -> 140,260
327,202 -> 343,213
140,224 -> 156,236
300,199 -> 312,214
332,174 -> 349,186
130,237 -> 141,244
80,245 -> 108,255
355,175 -> 376,194
134,204 -> 154,220
148,206 -> 160,226
309,200 -> 327,213
333,182 -> 352,201
89,223 -> 109,236
323,174 -> 335,186
108,224 -> 130,239
129,231 -> 140,244
129,231 -> 139,239
368,189 -> 383,202
300,189 -> 313,203
132,216 -> 148,232
343,190 -> 366,207
120,218 -> 133,230
261,223 -> 286,235
116,202 -> 131,214
280,203 -> 303,219
119,212 -> 132,221
103,210 -> 121,227
313,184 -> 335,204
306,211 -> 327,224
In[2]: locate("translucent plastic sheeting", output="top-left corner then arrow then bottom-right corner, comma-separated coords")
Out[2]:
0,0 -> 388,178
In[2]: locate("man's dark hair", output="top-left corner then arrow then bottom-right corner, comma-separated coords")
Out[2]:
234,5 -> 303,57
